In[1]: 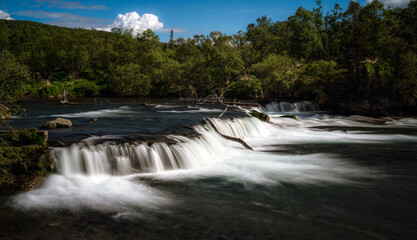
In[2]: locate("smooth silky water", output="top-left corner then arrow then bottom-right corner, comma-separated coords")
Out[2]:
1,99 -> 416,239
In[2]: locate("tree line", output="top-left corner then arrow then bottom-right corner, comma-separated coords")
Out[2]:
0,0 -> 416,110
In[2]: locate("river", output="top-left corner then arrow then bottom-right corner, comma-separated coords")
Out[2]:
1,99 -> 416,239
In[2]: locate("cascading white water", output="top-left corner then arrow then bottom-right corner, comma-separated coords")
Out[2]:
14,105 -> 409,216
263,101 -> 320,113
54,117 -> 270,177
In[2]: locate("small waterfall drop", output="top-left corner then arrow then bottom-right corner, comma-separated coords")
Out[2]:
263,101 -> 319,113
54,117 -> 270,177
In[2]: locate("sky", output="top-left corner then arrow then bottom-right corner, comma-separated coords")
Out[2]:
0,0 -> 412,41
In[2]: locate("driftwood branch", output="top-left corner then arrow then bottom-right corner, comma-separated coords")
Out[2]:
217,106 -> 228,119
178,93 -> 261,108
205,117 -> 253,151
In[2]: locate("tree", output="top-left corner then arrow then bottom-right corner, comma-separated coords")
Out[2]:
246,16 -> 280,61
169,29 -> 174,50
360,0 -> 386,59
297,60 -> 345,103
0,50 -> 30,123
324,3 -> 344,60
288,7 -> 323,61
109,63 -> 151,97
394,51 -> 417,106
340,1 -> 366,96
251,53 -> 299,98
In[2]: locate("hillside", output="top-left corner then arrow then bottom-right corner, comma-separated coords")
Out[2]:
0,1 -> 416,114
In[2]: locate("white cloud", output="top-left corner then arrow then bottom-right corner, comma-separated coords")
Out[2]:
101,12 -> 164,35
0,10 -> 14,20
15,10 -> 106,28
367,0 -> 411,8
34,0 -> 108,10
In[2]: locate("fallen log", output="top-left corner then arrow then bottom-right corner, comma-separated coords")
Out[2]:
205,117 -> 253,151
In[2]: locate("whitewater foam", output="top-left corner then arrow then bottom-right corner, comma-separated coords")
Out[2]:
10,174 -> 171,217
48,106 -> 140,118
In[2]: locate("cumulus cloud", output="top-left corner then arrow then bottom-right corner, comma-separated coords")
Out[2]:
0,10 -> 14,20
367,0 -> 411,8
33,0 -> 108,10
101,12 -> 164,35
14,8 -> 183,34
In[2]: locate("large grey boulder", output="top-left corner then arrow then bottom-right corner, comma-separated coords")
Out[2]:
43,118 -> 72,129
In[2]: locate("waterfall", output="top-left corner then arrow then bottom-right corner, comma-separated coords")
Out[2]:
263,101 -> 320,113
54,117 -> 270,177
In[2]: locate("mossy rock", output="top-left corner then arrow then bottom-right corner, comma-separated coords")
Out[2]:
249,110 -> 270,122
43,118 -> 72,128
280,115 -> 298,120
0,145 -> 54,194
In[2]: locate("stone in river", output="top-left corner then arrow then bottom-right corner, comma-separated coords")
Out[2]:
43,118 -> 72,128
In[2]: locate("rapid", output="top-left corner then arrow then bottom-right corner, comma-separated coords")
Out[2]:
1,99 -> 416,239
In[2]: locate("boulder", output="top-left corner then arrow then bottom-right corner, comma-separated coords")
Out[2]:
43,118 -> 72,129
249,110 -> 270,122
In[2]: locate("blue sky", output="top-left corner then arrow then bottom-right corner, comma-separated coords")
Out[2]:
0,0 -> 408,41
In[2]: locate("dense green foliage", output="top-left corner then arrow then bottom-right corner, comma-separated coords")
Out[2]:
0,128 -> 46,146
0,129 -> 52,193
0,144 -> 53,193
0,0 -> 416,110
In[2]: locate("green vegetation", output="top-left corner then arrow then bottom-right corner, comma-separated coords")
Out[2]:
0,129 -> 53,194
0,0 -> 416,113
0,128 -> 46,146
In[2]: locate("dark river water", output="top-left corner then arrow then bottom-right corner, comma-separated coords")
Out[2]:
1,99 -> 416,240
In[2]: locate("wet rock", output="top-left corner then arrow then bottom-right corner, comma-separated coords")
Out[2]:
43,118 -> 72,129
249,110 -> 270,122
88,118 -> 99,123
280,115 -> 298,120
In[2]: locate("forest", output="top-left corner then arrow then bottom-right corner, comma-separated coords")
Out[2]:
0,0 -> 416,114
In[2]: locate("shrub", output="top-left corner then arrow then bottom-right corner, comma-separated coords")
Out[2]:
68,80 -> 99,97
227,75 -> 263,99
0,128 -> 46,146
38,84 -> 61,98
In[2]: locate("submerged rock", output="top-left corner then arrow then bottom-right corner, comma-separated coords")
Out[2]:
249,111 -> 270,122
88,118 -> 99,123
43,118 -> 72,129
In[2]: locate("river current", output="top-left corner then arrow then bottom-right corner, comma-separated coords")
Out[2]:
1,99 -> 416,239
